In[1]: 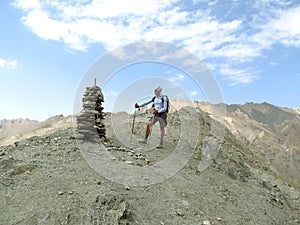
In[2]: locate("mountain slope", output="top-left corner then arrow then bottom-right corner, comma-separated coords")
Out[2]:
188,101 -> 300,188
0,115 -> 72,146
0,108 -> 299,224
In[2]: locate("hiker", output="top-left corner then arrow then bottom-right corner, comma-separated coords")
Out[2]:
135,86 -> 168,148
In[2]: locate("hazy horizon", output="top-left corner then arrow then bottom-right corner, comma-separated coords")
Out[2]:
1,99 -> 299,122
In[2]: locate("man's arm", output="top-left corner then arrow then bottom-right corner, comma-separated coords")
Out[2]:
138,99 -> 153,108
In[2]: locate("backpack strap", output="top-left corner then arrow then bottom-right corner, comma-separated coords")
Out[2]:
162,95 -> 169,113
152,96 -> 166,106
161,95 -> 168,104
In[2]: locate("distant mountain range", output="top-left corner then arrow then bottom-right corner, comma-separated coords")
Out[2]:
211,102 -> 300,188
1,102 -> 299,187
171,100 -> 300,188
0,115 -> 72,146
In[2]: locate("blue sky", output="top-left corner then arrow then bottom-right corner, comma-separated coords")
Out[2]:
1,0 -> 300,120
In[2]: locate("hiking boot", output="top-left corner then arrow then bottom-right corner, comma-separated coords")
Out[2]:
139,138 -> 148,144
156,142 -> 163,148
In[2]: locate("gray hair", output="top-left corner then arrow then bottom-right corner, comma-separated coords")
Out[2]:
155,86 -> 162,93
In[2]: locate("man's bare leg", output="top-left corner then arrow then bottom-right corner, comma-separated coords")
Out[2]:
156,127 -> 165,148
140,121 -> 152,143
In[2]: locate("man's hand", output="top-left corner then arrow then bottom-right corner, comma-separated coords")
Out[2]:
152,108 -> 158,114
135,103 -> 140,108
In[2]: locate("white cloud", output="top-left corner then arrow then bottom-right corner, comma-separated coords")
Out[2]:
7,60 -> 18,68
0,58 -> 5,67
12,0 -> 242,52
12,0 -> 41,11
169,73 -> 185,82
0,58 -> 19,69
176,74 -> 185,80
255,6 -> 300,47
209,43 -> 262,62
190,91 -> 198,96
276,7 -> 300,37
12,0 -> 300,84
219,65 -> 257,85
106,90 -> 119,97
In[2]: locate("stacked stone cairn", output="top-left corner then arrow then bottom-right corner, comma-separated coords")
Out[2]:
76,79 -> 107,142
76,79 -> 151,165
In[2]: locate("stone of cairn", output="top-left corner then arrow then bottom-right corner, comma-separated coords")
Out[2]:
76,79 -> 107,142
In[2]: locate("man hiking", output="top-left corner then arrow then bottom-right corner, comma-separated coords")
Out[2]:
135,86 -> 168,148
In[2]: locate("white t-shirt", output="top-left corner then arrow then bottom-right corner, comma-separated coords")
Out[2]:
140,95 -> 167,113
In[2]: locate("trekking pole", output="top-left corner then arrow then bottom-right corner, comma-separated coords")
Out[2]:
130,108 -> 138,143
147,115 -> 154,144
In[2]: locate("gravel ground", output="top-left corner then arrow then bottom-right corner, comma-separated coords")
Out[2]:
0,109 -> 299,225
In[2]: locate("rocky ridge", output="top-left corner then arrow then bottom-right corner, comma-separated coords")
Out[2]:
0,106 -> 299,224
170,100 -> 300,188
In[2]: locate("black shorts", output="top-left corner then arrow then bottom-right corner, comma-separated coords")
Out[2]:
152,112 -> 167,127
